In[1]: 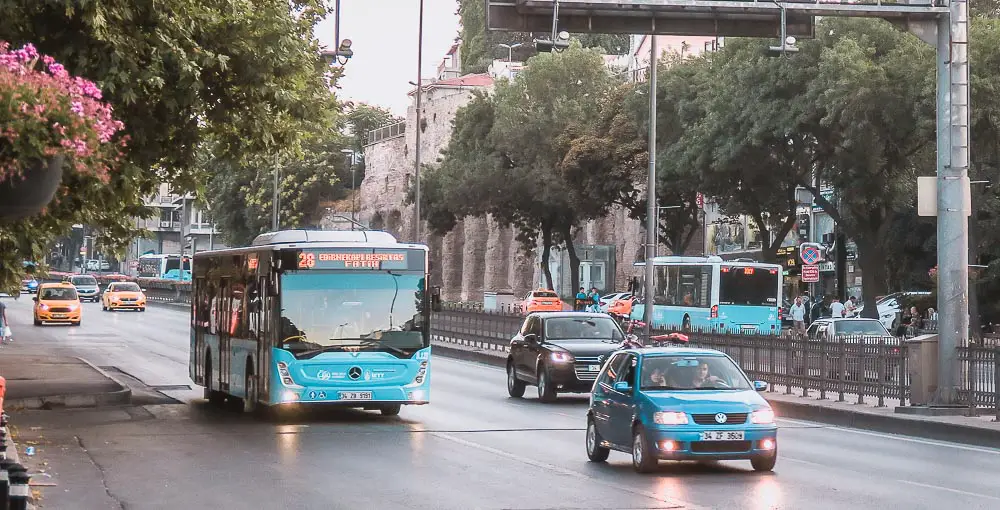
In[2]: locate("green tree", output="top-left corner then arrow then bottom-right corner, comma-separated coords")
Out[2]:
417,45 -> 617,293
0,0 -> 339,291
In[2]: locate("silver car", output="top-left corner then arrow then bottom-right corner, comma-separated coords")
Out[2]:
67,274 -> 100,302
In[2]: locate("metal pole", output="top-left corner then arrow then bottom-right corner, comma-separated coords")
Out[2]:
272,152 -> 280,232
334,0 -> 341,50
934,4 -> 970,406
643,35 -> 658,338
350,153 -> 357,223
414,0 -> 424,243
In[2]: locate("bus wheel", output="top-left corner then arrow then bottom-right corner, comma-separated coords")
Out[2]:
380,404 -> 401,416
243,366 -> 257,414
204,357 -> 225,406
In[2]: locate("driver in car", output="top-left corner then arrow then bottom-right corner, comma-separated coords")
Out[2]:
692,362 -> 725,388
647,366 -> 667,387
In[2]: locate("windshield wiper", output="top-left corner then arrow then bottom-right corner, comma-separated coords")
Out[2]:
360,339 -> 407,356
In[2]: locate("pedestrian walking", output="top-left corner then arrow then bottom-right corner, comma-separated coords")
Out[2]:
790,297 -> 806,336
830,297 -> 845,318
0,299 -> 10,344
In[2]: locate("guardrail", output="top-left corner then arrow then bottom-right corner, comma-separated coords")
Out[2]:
430,308 -> 1000,418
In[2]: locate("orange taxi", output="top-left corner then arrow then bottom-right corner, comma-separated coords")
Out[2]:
102,281 -> 147,312
521,289 -> 564,314
33,282 -> 82,326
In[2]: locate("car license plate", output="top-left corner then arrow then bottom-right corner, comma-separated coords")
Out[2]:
339,391 -> 372,401
700,431 -> 745,441
52,314 -> 66,319
588,364 -> 601,372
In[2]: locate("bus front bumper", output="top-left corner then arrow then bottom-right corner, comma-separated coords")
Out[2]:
274,387 -> 429,406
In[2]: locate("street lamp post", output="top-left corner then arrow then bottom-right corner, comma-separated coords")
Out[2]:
498,43 -> 522,62
643,35 -> 658,339
341,149 -> 356,223
414,0 -> 424,243
272,152 -> 280,231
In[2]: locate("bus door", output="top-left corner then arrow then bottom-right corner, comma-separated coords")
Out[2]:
219,278 -> 232,391
253,275 -> 270,399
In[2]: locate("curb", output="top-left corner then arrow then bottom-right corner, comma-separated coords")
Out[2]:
4,357 -> 131,411
431,346 -> 1000,449
3,426 -> 37,510
766,398 -> 1000,449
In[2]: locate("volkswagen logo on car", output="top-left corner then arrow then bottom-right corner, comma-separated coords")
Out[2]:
714,413 -> 728,424
348,366 -> 363,380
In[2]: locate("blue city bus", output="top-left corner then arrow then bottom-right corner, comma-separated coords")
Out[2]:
189,229 -> 441,416
630,256 -> 783,334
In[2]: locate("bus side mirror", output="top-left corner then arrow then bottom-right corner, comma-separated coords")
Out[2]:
430,286 -> 442,312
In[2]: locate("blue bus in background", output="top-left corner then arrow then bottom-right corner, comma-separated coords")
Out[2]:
190,229 -> 440,416
631,256 -> 783,334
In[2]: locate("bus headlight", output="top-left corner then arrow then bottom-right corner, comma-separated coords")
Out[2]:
413,361 -> 427,385
277,362 -> 297,386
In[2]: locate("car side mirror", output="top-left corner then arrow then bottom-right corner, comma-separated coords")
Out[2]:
753,380 -> 768,392
523,333 -> 539,344
613,381 -> 632,393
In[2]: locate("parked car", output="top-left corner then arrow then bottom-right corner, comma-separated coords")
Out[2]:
20,277 -> 38,294
599,292 -> 632,312
585,347 -> 777,473
518,289 -> 563,314
506,312 -> 625,402
794,318 -> 901,382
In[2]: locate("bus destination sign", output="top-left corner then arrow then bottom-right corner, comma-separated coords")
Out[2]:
296,249 -> 414,271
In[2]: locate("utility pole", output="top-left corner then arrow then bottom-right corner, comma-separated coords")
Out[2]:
413,0 -> 424,243
643,35 -> 658,338
272,152 -> 280,232
934,2 -> 970,406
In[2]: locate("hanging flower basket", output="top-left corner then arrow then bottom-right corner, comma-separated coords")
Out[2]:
0,155 -> 64,220
0,42 -> 126,221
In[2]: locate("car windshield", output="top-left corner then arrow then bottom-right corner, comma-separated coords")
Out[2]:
279,271 -> 426,357
640,355 -> 752,391
71,276 -> 97,286
41,287 -> 78,300
544,317 -> 623,341
111,283 -> 141,293
835,320 -> 891,336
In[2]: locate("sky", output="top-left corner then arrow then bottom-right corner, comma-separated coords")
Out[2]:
315,0 -> 462,116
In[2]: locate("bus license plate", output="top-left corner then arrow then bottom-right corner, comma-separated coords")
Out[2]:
700,431 -> 745,441
339,391 -> 372,401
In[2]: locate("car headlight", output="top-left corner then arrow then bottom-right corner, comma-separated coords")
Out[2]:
751,408 -> 775,424
550,352 -> 574,363
653,411 -> 689,425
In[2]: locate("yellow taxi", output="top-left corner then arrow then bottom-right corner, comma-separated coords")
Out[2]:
520,289 -> 564,314
33,282 -> 82,326
101,281 -> 147,312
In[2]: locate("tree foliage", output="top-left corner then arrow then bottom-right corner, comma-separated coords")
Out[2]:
0,0 -> 338,292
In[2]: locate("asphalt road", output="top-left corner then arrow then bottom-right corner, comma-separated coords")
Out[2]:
5,298 -> 1000,510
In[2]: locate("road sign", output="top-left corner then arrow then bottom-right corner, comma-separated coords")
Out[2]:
800,244 -> 822,265
696,192 -> 704,209
801,265 -> 820,283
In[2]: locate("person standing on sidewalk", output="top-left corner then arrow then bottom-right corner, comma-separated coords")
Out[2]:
0,299 -> 9,344
830,297 -> 846,318
790,297 -> 806,336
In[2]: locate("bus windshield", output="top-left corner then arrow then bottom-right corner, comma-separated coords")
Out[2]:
279,271 -> 426,357
719,267 -> 779,306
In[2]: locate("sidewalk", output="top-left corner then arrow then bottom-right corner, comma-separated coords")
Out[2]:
3,425 -> 37,510
431,336 -> 1000,449
0,297 -> 131,410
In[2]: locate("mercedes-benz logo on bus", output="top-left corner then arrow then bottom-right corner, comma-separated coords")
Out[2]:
714,413 -> 728,424
348,367 -> 363,380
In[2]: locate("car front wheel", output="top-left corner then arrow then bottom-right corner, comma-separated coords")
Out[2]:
586,417 -> 610,462
536,364 -> 556,403
751,448 -> 778,472
632,425 -> 657,473
507,361 -> 526,398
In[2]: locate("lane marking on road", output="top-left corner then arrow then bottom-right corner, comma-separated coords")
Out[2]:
431,431 -> 708,510
897,480 -> 1000,501
778,417 -> 1000,455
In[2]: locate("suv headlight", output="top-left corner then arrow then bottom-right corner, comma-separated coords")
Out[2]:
550,352 -> 573,363
653,411 -> 689,425
751,408 -> 775,424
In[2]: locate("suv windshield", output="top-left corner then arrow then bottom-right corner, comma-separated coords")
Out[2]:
71,276 -> 97,286
41,287 -> 79,300
279,271 -> 426,357
111,283 -> 141,293
835,320 -> 891,336
640,355 -> 752,391
544,317 -> 623,341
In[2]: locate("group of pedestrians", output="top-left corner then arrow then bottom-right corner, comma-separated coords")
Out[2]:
786,293 -> 861,335
574,287 -> 602,312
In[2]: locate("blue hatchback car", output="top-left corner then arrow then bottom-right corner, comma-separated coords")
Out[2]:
586,347 -> 778,473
